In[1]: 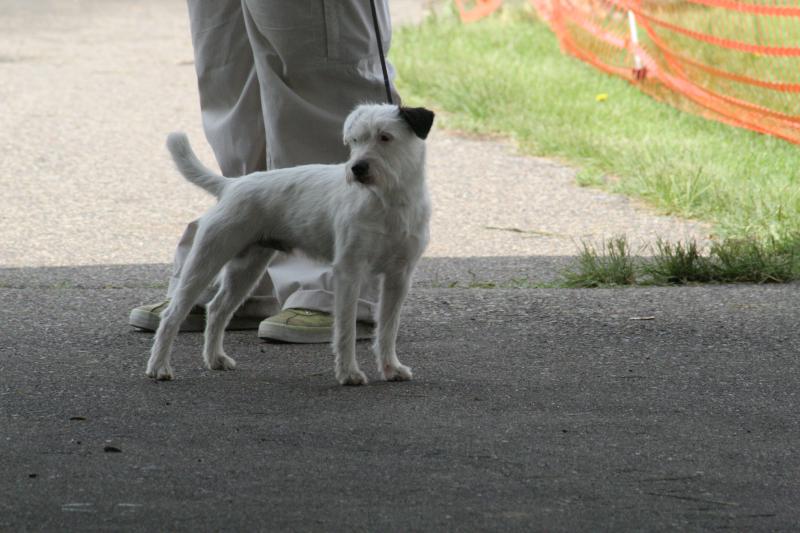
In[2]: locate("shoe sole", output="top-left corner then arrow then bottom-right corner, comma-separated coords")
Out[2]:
257,321 -> 374,344
129,309 -> 262,332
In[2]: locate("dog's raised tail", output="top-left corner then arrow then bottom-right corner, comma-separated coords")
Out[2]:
166,132 -> 228,198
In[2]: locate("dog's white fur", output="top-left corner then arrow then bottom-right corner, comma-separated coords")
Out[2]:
146,103 -> 433,385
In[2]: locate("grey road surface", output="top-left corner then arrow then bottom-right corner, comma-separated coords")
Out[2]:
2,263 -> 799,531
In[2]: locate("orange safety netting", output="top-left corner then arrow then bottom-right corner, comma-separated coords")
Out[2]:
455,0 -> 800,144
454,0 -> 505,22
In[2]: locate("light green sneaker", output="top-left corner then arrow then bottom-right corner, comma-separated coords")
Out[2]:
257,308 -> 374,344
129,300 -> 264,332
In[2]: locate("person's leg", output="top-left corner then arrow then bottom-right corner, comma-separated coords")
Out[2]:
240,0 -> 398,341
186,0 -> 266,177
130,0 -> 278,331
241,0 -> 396,168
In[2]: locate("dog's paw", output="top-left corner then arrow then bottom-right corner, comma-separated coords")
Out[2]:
336,368 -> 368,386
206,353 -> 236,371
382,363 -> 413,382
146,361 -> 174,381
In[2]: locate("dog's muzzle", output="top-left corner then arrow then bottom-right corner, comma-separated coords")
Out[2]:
351,161 -> 371,184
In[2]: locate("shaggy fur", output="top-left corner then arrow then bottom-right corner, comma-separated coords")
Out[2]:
146,103 -> 434,385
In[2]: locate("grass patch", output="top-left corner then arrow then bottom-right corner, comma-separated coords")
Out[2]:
561,235 -> 800,287
393,6 -> 800,242
642,239 -> 716,284
709,237 -> 800,283
562,237 -> 638,287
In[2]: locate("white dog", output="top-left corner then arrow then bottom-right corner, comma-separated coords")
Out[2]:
146,103 -> 434,385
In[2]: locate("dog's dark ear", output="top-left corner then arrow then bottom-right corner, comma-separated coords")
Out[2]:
398,107 -> 435,140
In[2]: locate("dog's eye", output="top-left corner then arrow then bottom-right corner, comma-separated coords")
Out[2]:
379,133 -> 393,143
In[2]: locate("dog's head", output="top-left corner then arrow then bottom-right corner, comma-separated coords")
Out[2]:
342,104 -> 435,191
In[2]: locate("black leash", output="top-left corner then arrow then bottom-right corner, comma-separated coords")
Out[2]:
369,0 -> 394,105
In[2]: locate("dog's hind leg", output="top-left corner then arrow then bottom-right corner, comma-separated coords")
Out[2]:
374,270 -> 413,382
203,245 -> 274,371
333,262 -> 368,385
147,278 -> 206,380
146,281 -> 205,381
146,220 -> 255,380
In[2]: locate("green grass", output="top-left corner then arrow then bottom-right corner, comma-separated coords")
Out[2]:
392,7 -> 800,242
562,238 -> 638,287
561,235 -> 800,287
642,239 -> 717,284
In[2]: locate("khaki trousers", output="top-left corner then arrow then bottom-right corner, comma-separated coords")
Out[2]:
167,0 -> 398,322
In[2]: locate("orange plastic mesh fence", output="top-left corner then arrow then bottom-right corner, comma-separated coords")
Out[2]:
456,0 -> 800,144
454,0 -> 505,22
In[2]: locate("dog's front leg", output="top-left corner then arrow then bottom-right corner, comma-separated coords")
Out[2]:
374,270 -> 413,382
333,263 -> 368,385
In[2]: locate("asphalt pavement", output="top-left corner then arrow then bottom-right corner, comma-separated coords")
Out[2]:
2,262 -> 799,531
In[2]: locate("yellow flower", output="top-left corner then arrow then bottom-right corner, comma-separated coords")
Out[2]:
595,93 -> 608,102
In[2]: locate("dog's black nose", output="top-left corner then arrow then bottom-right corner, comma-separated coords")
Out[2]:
351,161 -> 369,178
